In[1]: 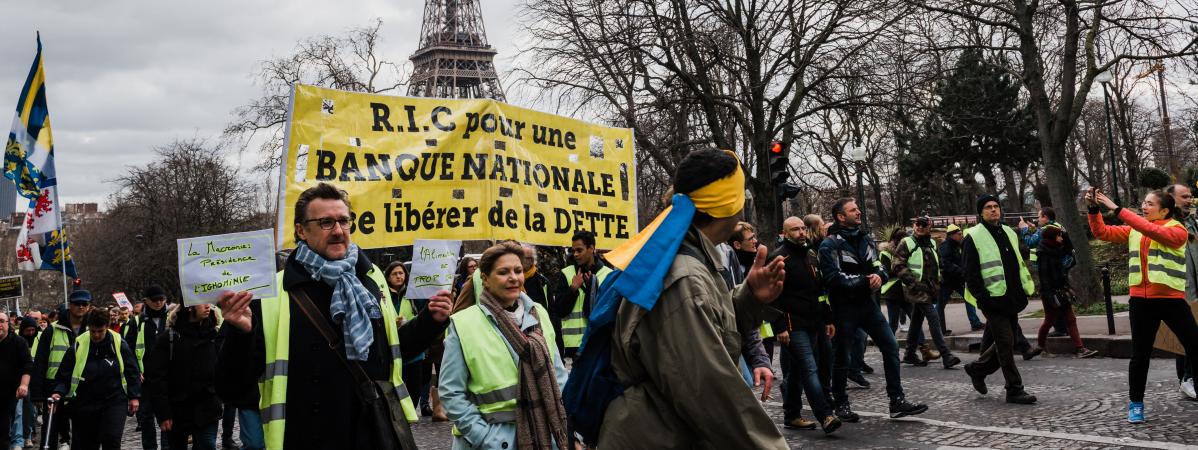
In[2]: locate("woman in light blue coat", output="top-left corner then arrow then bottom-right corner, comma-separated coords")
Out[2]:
440,242 -> 569,450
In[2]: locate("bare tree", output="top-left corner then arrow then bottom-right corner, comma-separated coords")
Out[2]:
519,0 -> 909,238
224,19 -> 407,175
72,139 -> 268,301
910,0 -> 1198,303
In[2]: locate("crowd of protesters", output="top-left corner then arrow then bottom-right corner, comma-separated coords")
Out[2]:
4,152 -> 1198,450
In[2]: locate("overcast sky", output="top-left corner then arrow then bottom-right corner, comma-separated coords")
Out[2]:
1,0 -> 525,206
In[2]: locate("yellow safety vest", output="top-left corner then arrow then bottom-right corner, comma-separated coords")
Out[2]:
963,224 -> 1035,307
397,296 -> 416,322
880,250 -> 899,294
1128,220 -> 1187,292
449,302 -> 558,436
67,330 -> 127,399
900,236 -> 939,282
559,265 -> 612,349
258,265 -> 418,450
38,324 -> 73,380
759,322 -> 775,339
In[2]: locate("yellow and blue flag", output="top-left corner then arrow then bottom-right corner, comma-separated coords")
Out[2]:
7,34 -> 74,278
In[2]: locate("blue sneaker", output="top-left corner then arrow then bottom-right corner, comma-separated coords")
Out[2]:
1128,402 -> 1145,423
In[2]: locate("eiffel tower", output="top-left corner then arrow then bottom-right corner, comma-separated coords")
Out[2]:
408,0 -> 506,101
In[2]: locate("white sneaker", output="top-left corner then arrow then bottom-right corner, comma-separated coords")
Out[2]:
57,443 -> 69,450
899,323 -> 910,333
1181,377 -> 1197,399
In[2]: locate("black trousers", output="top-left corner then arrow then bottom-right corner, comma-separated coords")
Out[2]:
1129,297 -> 1198,402
975,310 -> 1023,392
71,402 -> 126,450
0,396 -> 14,446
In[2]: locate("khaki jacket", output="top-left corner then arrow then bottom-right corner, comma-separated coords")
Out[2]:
894,235 -> 941,304
598,228 -> 786,450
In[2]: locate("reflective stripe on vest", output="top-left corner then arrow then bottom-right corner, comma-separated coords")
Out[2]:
67,330 -> 126,399
44,324 -> 72,380
559,265 -> 611,349
963,224 -> 1034,307
258,265 -> 418,450
449,302 -> 558,436
1128,220 -> 1186,292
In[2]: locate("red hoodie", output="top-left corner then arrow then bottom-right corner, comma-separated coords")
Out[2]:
1089,208 -> 1188,299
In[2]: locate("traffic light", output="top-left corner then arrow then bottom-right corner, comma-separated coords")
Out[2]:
768,141 -> 789,186
768,141 -> 801,201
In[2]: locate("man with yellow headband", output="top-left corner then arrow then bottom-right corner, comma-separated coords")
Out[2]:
598,148 -> 788,449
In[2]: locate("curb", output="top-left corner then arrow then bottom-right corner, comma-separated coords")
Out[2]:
942,334 -> 1174,359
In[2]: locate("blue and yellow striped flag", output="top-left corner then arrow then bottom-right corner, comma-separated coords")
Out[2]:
5,33 -> 56,201
7,33 -> 74,279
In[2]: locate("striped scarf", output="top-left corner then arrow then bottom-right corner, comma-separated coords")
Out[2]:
293,242 -> 382,361
477,290 -> 568,450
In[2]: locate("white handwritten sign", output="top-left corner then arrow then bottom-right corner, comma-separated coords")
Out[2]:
113,292 -> 132,310
177,229 -> 278,306
405,239 -> 462,300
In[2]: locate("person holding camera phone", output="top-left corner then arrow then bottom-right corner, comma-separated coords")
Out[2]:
1087,187 -> 1198,423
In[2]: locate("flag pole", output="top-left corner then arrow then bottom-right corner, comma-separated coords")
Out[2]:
59,224 -> 68,307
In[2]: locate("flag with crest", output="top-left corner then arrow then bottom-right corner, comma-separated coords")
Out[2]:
6,33 -> 75,278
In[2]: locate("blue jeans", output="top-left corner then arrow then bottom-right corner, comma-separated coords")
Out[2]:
9,398 -> 23,447
168,420 -> 218,450
833,300 -> 904,404
783,327 -> 834,420
739,356 -> 753,386
850,329 -> 867,376
238,408 -> 265,450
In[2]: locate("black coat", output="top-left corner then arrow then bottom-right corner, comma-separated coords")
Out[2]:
216,248 -> 448,449
52,332 -> 141,413
144,310 -> 224,431
769,239 -> 831,329
939,239 -> 966,289
963,222 -> 1029,316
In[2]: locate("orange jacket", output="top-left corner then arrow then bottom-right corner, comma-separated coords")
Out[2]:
1089,208 -> 1188,299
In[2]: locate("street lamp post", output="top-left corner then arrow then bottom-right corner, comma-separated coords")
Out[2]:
1096,69 -> 1121,205
847,145 -> 869,230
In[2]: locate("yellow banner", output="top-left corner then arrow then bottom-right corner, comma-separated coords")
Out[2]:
277,85 -> 638,250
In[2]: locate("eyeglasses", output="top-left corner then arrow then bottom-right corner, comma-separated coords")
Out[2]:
147,297 -> 166,302
302,216 -> 353,231
69,302 -> 89,307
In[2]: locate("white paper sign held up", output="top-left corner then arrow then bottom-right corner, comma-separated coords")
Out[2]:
405,239 -> 462,300
178,229 -> 278,306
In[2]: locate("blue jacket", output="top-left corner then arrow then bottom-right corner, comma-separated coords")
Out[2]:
818,224 -> 888,307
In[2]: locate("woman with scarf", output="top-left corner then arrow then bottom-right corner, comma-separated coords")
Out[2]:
439,241 -> 569,450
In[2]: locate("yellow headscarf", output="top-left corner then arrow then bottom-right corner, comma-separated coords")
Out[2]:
605,150 -> 745,270
687,150 -> 746,218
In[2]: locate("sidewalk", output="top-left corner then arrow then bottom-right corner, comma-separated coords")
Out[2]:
894,295 -> 1163,358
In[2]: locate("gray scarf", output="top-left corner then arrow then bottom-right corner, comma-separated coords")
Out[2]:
293,242 -> 382,361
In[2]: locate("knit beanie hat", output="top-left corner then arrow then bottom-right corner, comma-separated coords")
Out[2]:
976,194 -> 1001,215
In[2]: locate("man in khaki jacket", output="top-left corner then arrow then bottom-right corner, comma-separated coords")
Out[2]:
599,148 -> 788,449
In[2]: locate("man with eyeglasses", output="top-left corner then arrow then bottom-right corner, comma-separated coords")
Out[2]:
893,217 -> 960,369
131,285 -> 171,450
29,290 -> 93,448
217,182 -> 451,449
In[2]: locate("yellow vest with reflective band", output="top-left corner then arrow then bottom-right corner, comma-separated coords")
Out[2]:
559,265 -> 612,349
880,250 -> 899,294
258,265 -> 418,450
899,236 -> 939,282
1128,220 -> 1187,292
40,324 -> 73,380
963,224 -> 1035,307
135,317 -> 160,369
67,330 -> 127,399
449,302 -> 558,436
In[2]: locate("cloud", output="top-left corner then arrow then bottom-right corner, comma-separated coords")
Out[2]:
1,0 -> 522,206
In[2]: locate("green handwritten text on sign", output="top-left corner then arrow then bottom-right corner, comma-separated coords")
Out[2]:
404,239 -> 462,300
177,229 -> 278,306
